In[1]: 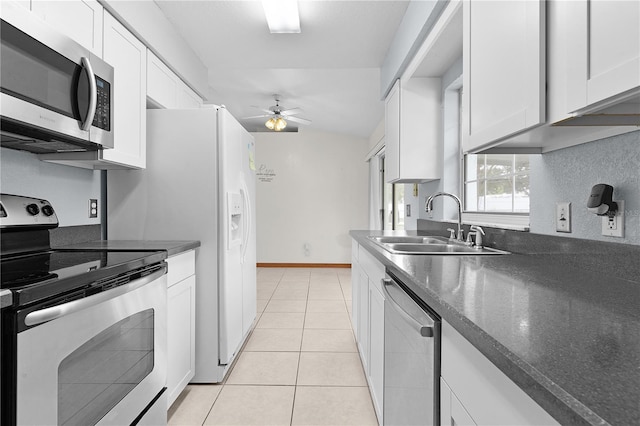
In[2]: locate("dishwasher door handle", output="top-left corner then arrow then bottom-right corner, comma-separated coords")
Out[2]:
382,278 -> 434,338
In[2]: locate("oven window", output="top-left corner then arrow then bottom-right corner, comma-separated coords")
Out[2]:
58,309 -> 154,426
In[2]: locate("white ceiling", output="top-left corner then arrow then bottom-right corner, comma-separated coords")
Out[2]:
154,0 -> 410,138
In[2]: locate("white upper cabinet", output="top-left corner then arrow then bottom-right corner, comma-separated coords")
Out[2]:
148,50 -> 203,109
384,78 -> 442,183
147,50 -> 178,109
177,84 -> 204,109
462,0 -> 546,153
566,0 -> 640,114
101,11 -> 147,169
31,0 -> 103,56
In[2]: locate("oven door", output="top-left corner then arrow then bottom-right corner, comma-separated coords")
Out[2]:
15,268 -> 167,426
0,3 -> 113,152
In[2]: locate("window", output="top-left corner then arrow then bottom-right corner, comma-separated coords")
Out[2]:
464,154 -> 530,213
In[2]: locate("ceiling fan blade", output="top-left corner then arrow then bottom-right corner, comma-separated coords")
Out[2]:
250,106 -> 274,115
285,116 -> 311,125
280,107 -> 301,116
243,114 -> 272,119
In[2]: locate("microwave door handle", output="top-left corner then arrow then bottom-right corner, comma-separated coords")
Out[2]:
80,57 -> 97,131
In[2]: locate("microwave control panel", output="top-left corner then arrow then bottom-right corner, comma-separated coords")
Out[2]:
92,77 -> 111,131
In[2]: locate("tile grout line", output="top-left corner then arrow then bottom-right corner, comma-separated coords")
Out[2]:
290,274 -> 311,425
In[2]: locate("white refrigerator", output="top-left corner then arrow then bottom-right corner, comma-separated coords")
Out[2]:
107,106 -> 256,383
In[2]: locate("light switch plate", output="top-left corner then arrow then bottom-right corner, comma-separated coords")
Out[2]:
556,202 -> 571,233
602,200 -> 624,238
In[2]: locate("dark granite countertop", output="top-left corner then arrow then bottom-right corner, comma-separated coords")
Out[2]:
351,230 -> 640,426
54,240 -> 201,257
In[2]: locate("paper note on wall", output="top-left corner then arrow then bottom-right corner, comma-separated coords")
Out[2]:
248,142 -> 256,171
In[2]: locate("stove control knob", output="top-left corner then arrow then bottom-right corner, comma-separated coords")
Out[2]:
26,203 -> 40,216
42,205 -> 55,216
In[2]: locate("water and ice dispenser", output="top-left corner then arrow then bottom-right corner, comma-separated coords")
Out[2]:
227,192 -> 243,249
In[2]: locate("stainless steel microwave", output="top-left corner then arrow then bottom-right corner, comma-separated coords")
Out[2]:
0,6 -> 114,154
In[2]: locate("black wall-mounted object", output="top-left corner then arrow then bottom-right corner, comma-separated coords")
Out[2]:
587,184 -> 618,216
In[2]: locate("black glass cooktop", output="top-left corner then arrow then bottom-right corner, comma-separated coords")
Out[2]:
1,250 -> 167,308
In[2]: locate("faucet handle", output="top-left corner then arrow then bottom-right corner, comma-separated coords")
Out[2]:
446,228 -> 456,239
470,225 -> 485,235
469,225 -> 485,248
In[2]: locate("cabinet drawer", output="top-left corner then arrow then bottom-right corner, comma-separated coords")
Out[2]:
167,250 -> 196,287
441,321 -> 558,425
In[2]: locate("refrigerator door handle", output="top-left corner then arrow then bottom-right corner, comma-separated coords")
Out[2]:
240,182 -> 251,264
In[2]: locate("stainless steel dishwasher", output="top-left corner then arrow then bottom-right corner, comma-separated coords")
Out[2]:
382,273 -> 441,425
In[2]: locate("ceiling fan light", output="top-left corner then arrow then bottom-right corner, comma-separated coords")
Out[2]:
274,117 -> 287,131
262,0 -> 300,33
265,117 -> 276,130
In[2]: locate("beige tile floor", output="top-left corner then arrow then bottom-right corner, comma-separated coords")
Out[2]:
168,267 -> 378,426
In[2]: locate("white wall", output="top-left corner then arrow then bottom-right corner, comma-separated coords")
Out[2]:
254,130 -> 369,263
0,148 -> 102,226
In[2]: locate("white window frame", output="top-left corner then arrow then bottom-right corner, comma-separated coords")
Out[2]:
461,153 -> 531,231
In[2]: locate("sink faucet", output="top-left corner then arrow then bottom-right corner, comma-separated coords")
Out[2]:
425,192 -> 464,242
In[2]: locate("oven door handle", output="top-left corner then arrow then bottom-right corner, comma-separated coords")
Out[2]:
24,266 -> 167,327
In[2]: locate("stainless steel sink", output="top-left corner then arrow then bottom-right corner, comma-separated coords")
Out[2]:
368,236 -> 509,255
369,236 -> 450,245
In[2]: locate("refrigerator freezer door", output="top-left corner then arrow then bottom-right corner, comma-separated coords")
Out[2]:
218,109 -> 248,365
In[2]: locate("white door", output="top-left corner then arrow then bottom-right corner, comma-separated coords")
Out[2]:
218,108 -> 246,365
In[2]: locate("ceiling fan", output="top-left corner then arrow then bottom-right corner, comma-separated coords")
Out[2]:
244,96 -> 311,131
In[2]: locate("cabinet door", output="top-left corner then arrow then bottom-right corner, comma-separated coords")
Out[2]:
167,275 -> 196,408
357,269 -> 370,372
147,50 -> 178,109
369,282 -> 385,421
384,79 -> 400,183
102,12 -> 147,168
31,0 -> 103,56
441,377 -> 476,426
351,266 -> 359,334
177,83 -> 203,108
462,0 -> 545,153
566,0 -> 640,113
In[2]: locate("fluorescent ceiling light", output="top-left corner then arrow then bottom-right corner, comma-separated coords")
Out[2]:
262,0 -> 300,33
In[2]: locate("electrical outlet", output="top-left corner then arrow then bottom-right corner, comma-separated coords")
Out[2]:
89,199 -> 98,218
556,202 -> 571,233
602,200 -> 624,238
406,204 -> 411,217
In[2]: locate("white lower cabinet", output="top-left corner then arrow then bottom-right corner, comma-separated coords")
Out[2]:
356,268 -> 369,371
368,283 -> 385,419
166,251 -> 196,409
441,320 -> 558,425
351,239 -> 385,424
